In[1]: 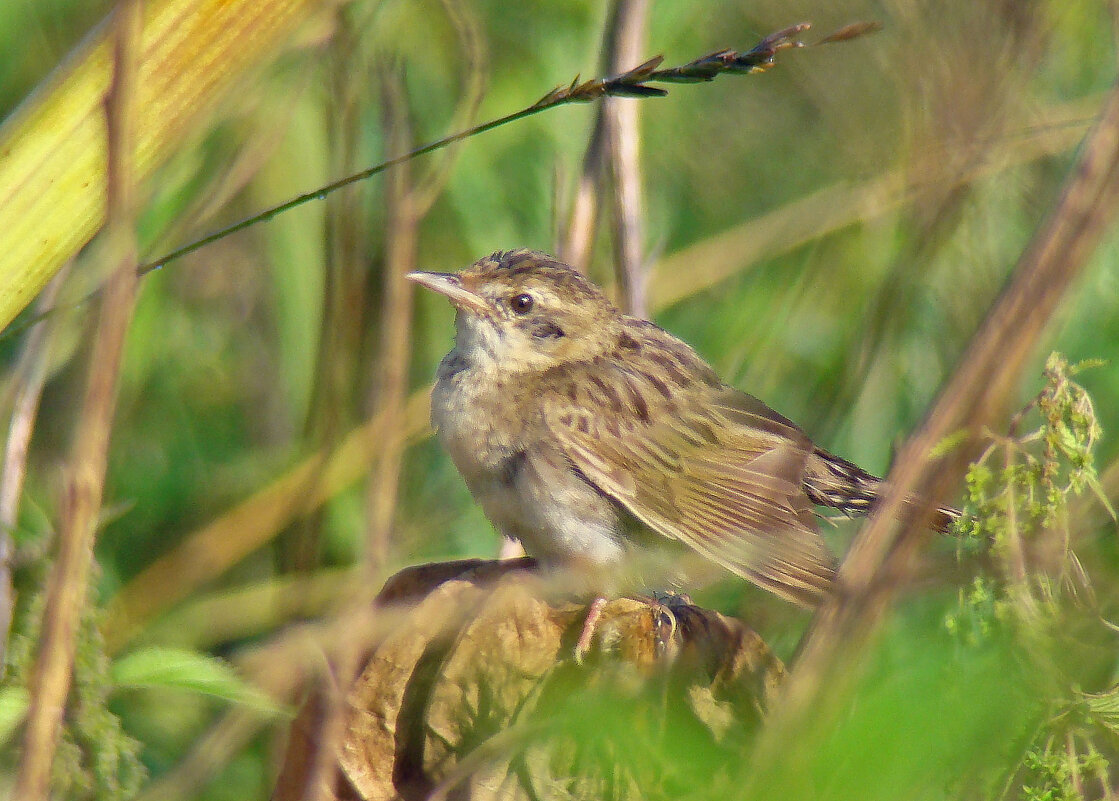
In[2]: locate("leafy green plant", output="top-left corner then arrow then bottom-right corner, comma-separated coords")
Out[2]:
947,353 -> 1118,801
4,579 -> 284,799
5,589 -> 145,801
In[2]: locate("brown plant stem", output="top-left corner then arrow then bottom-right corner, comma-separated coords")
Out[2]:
281,17 -> 369,575
603,0 -> 649,316
559,135 -> 604,271
560,0 -> 650,285
746,76 -> 1119,795
365,68 -> 418,575
0,266 -> 70,674
14,2 -> 142,798
363,0 -> 481,570
297,639 -> 365,801
558,5 -> 615,272
364,0 -> 481,572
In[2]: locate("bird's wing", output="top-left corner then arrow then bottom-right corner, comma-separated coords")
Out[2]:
540,361 -> 836,606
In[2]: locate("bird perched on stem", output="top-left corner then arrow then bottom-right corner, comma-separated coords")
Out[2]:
409,249 -> 958,607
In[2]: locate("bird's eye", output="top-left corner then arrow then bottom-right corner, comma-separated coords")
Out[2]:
510,293 -> 534,314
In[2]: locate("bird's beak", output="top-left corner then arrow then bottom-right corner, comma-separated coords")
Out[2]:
406,271 -> 491,316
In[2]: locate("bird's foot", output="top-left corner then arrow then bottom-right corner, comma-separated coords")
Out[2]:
573,595 -> 607,664
647,588 -> 691,608
572,591 -> 687,663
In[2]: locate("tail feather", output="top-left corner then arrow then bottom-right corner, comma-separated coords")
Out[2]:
804,448 -> 960,534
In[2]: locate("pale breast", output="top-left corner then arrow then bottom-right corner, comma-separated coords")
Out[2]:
431,353 -> 519,475
480,445 -> 626,566
431,351 -> 626,567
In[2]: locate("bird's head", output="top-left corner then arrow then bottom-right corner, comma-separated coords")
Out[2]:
408,250 -> 622,372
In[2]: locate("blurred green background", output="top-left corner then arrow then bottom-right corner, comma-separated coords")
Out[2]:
2,0 -> 1118,798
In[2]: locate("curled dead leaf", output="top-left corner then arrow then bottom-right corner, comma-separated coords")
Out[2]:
273,560 -> 782,801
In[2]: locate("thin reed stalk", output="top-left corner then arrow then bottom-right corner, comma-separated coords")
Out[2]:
14,3 -> 142,797
603,0 -> 649,316
0,266 -> 69,674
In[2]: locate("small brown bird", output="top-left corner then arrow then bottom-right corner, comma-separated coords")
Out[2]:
409,249 -> 956,606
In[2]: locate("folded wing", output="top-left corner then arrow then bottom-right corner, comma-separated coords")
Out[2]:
541,360 -> 836,606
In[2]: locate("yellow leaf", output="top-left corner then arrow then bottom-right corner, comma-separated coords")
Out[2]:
0,0 -> 330,331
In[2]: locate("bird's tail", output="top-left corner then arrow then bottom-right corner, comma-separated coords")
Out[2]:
804,448 -> 960,534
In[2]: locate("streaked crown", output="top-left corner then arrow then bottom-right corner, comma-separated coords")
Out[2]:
459,250 -> 622,348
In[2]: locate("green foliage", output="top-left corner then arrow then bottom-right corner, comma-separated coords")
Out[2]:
110,647 -> 287,718
946,354 -> 1118,801
5,588 -> 146,801
944,575 -> 1006,647
951,354 -> 1107,620
5,583 -> 284,798
0,685 -> 29,745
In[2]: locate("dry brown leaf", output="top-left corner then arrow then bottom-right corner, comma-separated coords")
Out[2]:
274,560 -> 783,801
